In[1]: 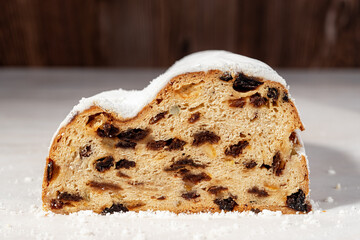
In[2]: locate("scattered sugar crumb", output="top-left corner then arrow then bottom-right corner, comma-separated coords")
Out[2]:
24,177 -> 33,183
335,183 -> 341,190
303,215 -> 320,227
121,227 -> 130,236
133,231 -> 146,240
328,167 -> 336,175
232,223 -> 239,229
338,209 -> 345,214
193,233 -> 206,240
34,232 -> 54,240
79,228 -> 95,236
300,224 -> 307,229
325,197 -> 334,203
280,217 -> 290,230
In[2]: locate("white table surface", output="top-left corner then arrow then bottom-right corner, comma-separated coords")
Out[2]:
0,69 -> 359,240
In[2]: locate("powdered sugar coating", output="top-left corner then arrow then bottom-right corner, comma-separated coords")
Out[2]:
51,50 -> 287,144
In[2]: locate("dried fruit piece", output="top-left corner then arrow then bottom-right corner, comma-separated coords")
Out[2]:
79,145 -> 92,158
97,123 -> 119,138
117,128 -> 149,141
47,159 -> 54,183
182,172 -> 211,184
149,111 -> 167,124
250,93 -> 267,107
50,199 -> 64,209
229,98 -> 246,108
207,186 -> 228,195
192,131 -> 220,146
248,187 -> 269,197
251,208 -> 261,213
272,152 -> 285,176
115,159 -> 136,169
244,160 -> 257,169
267,88 -> 279,100
101,203 -> 129,215
147,140 -> 167,150
86,113 -> 102,125
86,112 -> 112,125
178,168 -> 190,175
57,191 -> 83,202
188,112 -> 201,123
225,141 -> 249,157
181,191 -> 200,200
283,92 -> 289,102
233,73 -> 264,92
166,138 -> 187,151
157,196 -> 166,200
87,181 -> 122,191
289,131 -> 300,145
115,140 -> 137,149
286,189 -> 311,212
95,156 -> 114,172
214,197 -> 238,211
165,158 -> 206,171
219,72 -> 233,81
272,152 -> 281,171
147,138 -> 186,151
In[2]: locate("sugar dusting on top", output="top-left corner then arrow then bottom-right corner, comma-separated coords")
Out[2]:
51,50 -> 286,144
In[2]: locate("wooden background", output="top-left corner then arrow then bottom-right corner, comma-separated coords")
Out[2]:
0,0 -> 359,67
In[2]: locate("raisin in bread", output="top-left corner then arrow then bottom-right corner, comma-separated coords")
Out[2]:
42,50 -> 311,214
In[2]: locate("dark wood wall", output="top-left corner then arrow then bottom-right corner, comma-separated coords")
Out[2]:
1,0 -> 359,67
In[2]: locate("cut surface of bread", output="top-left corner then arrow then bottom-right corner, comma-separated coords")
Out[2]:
42,51 -> 311,214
